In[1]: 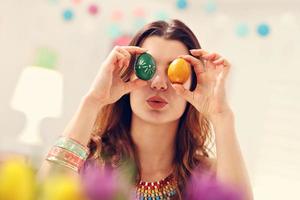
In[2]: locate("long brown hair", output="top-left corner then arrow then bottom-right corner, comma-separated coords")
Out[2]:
88,19 -> 214,199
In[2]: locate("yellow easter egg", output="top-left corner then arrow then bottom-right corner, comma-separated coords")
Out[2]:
168,58 -> 191,84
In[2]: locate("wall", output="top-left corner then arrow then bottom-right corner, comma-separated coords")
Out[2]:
0,0 -> 299,199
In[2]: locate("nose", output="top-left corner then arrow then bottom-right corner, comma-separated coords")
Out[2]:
150,68 -> 168,91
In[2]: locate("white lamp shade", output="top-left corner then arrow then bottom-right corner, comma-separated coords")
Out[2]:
10,66 -> 63,145
10,66 -> 63,118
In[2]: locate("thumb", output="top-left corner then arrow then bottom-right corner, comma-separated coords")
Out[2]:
171,83 -> 193,103
171,83 -> 185,95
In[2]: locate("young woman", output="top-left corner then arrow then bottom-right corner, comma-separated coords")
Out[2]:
39,19 -> 253,200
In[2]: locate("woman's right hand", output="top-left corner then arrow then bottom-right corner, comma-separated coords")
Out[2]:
85,46 -> 148,109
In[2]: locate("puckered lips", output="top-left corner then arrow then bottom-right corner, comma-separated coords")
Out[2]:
146,95 -> 168,109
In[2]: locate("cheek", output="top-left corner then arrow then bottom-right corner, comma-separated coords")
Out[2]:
130,90 -> 139,105
169,93 -> 188,117
129,73 -> 147,106
129,88 -> 146,112
169,78 -> 192,116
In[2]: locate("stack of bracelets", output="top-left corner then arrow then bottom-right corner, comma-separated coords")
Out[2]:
46,136 -> 89,172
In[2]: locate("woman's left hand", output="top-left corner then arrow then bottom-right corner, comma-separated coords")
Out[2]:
171,49 -> 232,119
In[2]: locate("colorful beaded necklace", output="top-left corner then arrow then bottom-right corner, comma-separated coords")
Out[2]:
135,173 -> 177,200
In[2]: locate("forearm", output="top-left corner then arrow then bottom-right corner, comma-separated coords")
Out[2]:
38,95 -> 102,180
210,111 -> 253,200
61,95 -> 102,146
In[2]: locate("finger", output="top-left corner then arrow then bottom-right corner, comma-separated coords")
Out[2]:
223,59 -> 231,68
216,60 -> 231,83
123,78 -> 148,94
212,57 -> 225,65
115,51 -> 126,67
221,60 -> 231,78
119,48 -> 131,60
178,55 -> 204,73
117,47 -> 131,60
178,55 -> 205,75
214,58 -> 231,73
202,52 -> 221,61
189,49 -> 209,57
171,83 -> 194,104
122,46 -> 148,55
117,48 -> 131,68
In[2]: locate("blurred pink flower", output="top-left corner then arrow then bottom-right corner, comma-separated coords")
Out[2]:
81,160 -> 133,200
185,171 -> 243,200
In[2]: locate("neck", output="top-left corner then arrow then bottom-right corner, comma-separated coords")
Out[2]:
131,113 -> 179,182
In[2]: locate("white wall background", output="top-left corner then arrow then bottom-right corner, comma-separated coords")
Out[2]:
0,0 -> 300,199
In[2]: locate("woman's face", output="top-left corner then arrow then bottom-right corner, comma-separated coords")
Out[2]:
130,36 -> 192,124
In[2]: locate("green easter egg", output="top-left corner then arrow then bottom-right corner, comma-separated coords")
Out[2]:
134,52 -> 156,80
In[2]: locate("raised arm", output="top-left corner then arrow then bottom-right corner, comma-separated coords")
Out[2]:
171,49 -> 253,199
38,46 -> 148,180
38,95 -> 102,180
211,111 -> 253,200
